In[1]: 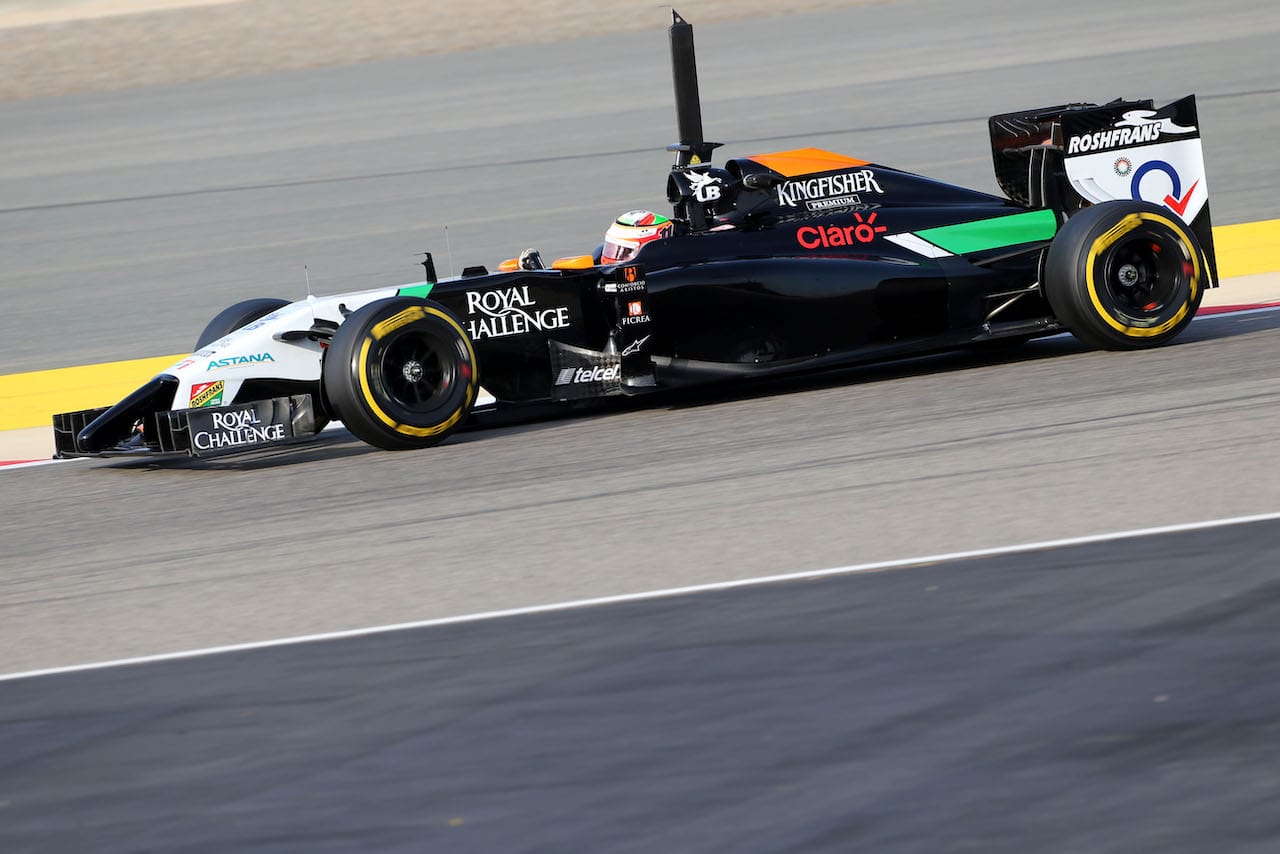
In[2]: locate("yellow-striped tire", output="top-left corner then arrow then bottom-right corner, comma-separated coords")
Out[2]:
1044,200 -> 1206,350
323,297 -> 478,451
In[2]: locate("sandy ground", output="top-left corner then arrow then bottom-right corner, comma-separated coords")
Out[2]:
0,0 -> 238,29
1,427 -> 54,462
0,0 -> 880,101
1201,270 -> 1280,309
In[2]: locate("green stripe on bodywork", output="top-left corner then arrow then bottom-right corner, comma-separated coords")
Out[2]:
397,283 -> 435,299
915,209 -> 1059,255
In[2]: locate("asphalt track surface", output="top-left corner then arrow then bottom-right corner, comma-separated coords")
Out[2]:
2,0 -> 1280,847
1,0 -> 1278,371
4,307 -> 1280,673
5,519 -> 1280,853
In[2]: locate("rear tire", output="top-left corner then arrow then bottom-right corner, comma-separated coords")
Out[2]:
1044,200 -> 1205,350
195,298 -> 290,349
322,297 -> 478,451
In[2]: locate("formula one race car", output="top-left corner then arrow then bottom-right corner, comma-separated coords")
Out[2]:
53,11 -> 1217,458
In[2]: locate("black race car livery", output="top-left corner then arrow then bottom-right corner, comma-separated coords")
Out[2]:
54,11 -> 1217,457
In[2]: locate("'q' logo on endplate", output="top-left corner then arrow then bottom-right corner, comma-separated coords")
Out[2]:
1131,159 -> 1200,219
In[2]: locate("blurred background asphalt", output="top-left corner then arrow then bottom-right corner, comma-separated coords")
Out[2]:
0,0 -> 873,101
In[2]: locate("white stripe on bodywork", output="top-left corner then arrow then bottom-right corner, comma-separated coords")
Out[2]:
886,232 -> 953,258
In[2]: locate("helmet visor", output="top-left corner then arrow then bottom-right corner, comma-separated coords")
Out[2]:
601,239 -> 637,265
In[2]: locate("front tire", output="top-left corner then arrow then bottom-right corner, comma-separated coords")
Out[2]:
322,297 -> 478,451
195,297 -> 290,349
1044,200 -> 1205,350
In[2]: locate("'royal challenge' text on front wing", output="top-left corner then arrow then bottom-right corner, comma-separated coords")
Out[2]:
193,409 -> 285,451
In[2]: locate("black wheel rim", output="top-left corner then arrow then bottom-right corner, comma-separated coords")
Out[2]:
1100,226 -> 1192,323
375,328 -> 454,416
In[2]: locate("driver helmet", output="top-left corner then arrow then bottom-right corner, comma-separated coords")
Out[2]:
601,210 -> 673,264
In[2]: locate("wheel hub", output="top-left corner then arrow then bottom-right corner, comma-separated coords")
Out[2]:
1117,264 -> 1140,287
401,360 -> 425,383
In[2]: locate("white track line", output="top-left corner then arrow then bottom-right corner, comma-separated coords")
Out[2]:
4,509 -> 1279,683
1197,303 -> 1280,318
0,457 -> 71,470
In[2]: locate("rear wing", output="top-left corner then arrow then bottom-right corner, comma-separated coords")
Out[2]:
989,95 -> 1217,286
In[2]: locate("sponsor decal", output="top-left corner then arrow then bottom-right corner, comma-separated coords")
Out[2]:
172,358 -> 196,372
1063,134 -> 1207,222
465,285 -> 570,340
1066,109 -> 1197,155
775,205 -> 879,225
548,339 -> 622,401
687,170 -> 723,203
805,195 -> 862,212
207,353 -> 275,370
1130,159 -> 1200,217
192,408 -> 286,451
555,364 -> 622,386
239,313 -> 280,333
795,212 -> 887,249
607,281 -> 646,294
189,381 -> 224,408
620,334 -> 650,357
603,266 -> 646,293
621,299 -> 651,326
776,169 -> 883,210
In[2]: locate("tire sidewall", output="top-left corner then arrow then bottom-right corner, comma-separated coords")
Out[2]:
1045,201 -> 1205,349
324,297 -> 478,450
